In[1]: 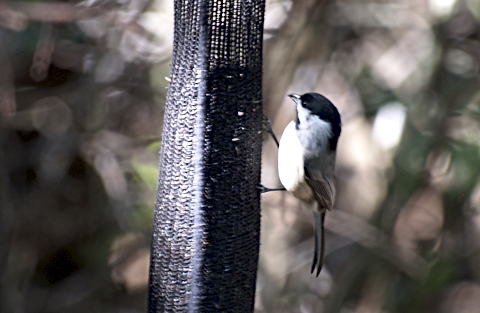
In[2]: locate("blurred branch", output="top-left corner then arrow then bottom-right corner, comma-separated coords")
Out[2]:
5,1 -> 109,23
30,23 -> 56,82
275,209 -> 431,280
0,33 -> 15,117
326,210 -> 430,279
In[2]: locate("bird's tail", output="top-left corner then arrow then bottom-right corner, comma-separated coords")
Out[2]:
311,210 -> 326,277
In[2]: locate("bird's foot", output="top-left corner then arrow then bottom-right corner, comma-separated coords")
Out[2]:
258,185 -> 286,193
262,115 -> 279,147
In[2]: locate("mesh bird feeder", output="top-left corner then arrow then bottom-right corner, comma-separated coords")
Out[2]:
147,0 -> 265,311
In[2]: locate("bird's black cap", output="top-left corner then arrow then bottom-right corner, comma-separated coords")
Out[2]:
289,93 -> 342,150
289,93 -> 341,125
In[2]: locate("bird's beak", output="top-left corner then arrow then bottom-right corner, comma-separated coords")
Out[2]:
288,94 -> 301,105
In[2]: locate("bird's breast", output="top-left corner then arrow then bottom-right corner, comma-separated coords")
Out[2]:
278,122 -> 313,202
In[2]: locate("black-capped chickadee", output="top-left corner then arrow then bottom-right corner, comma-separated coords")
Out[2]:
278,93 -> 341,276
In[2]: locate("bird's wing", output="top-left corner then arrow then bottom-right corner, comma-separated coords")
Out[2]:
304,167 -> 336,210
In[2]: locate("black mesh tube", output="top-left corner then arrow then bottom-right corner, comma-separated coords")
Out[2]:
147,0 -> 265,312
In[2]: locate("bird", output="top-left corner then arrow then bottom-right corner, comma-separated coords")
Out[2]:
277,93 -> 341,276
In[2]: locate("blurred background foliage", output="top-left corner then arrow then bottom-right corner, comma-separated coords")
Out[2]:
1,0 -> 480,312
